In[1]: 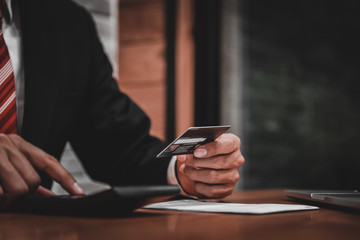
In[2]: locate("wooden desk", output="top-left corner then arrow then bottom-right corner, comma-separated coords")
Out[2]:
1,190 -> 359,240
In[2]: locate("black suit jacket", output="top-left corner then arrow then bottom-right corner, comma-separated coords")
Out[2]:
16,0 -> 171,188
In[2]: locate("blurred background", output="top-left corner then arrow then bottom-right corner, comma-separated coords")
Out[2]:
53,0 -> 360,194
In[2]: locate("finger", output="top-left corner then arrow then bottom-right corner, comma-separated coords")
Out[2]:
0,185 -> 3,200
194,133 -> 241,158
194,182 -> 234,199
179,163 -> 185,174
189,151 -> 244,169
8,136 -> 84,195
183,166 -> 240,185
177,154 -> 187,163
178,154 -> 193,173
183,154 -> 195,166
33,186 -> 55,197
6,150 -> 41,193
0,185 -> 5,210
34,155 -> 84,195
0,135 -> 41,193
0,153 -> 30,197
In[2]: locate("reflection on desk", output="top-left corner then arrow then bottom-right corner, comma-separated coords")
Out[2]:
0,190 -> 359,240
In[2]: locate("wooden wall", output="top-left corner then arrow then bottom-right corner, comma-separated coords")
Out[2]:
118,0 -> 167,140
175,0 -> 195,136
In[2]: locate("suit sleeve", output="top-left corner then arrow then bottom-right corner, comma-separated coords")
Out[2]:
69,11 -> 172,186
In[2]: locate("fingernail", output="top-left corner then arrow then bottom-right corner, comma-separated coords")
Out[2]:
73,182 -> 84,195
194,148 -> 207,158
180,164 -> 185,174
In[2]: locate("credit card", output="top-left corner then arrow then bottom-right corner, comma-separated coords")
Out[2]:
157,125 -> 231,158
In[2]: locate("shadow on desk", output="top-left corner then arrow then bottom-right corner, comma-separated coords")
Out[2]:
6,185 -> 180,217
1,190 -> 360,240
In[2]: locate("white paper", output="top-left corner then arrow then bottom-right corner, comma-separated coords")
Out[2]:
143,199 -> 319,215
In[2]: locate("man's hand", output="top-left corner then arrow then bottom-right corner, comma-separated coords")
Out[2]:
0,134 -> 84,209
176,133 -> 244,198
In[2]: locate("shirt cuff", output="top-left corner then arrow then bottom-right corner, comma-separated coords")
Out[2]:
167,156 -> 179,185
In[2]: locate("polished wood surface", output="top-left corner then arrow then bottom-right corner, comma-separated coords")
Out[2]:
1,190 -> 359,240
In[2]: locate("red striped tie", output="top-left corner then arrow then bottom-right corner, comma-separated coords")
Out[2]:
0,17 -> 17,134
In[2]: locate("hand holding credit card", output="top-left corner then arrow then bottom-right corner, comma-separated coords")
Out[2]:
157,125 -> 231,158
159,125 -> 244,198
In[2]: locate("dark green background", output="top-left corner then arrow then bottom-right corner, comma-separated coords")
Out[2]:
242,0 -> 360,189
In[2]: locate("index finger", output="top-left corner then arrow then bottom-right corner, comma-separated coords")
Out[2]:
194,133 -> 240,158
34,154 -> 84,195
9,136 -> 84,195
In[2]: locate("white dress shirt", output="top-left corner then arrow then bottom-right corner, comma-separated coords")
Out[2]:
2,0 -> 180,188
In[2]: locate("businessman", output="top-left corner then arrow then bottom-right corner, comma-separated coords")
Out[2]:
0,0 -> 245,207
